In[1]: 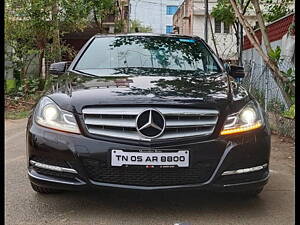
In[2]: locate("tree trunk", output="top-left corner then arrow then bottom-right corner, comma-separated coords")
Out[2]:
38,50 -> 44,79
93,8 -> 102,33
229,0 -> 293,106
250,0 -> 272,54
208,15 -> 220,57
52,1 -> 61,62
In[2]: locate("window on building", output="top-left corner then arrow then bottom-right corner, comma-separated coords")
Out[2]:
215,19 -> 221,33
166,25 -> 173,34
224,22 -> 230,33
166,6 -> 178,15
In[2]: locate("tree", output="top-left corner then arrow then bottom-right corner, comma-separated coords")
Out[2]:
262,0 -> 294,22
129,20 -> 152,33
5,0 -> 91,82
84,0 -> 116,33
211,0 -> 294,64
229,0 -> 294,106
211,0 -> 252,65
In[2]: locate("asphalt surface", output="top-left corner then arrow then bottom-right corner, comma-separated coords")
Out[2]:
5,119 -> 295,225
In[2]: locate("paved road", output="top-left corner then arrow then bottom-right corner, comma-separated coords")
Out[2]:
5,119 -> 295,225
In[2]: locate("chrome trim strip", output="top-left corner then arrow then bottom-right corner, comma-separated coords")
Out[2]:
166,119 -> 218,128
28,170 -> 84,185
87,127 -> 215,141
82,107 -> 219,116
221,163 -> 268,176
85,118 -> 136,128
30,160 -> 78,174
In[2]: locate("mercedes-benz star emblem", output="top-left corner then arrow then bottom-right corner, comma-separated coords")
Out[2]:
136,109 -> 165,138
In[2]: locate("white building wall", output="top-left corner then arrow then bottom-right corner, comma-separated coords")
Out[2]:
174,0 -> 257,61
130,0 -> 184,34
192,15 -> 239,60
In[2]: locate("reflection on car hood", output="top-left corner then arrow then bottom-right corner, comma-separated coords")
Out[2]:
45,71 -> 248,113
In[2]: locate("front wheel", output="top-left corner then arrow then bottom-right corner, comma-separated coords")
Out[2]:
30,182 -> 63,194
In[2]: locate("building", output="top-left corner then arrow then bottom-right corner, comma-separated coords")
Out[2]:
129,0 -> 184,34
173,0 -> 257,62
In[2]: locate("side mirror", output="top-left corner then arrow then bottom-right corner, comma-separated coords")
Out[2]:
49,62 -> 70,75
224,63 -> 231,74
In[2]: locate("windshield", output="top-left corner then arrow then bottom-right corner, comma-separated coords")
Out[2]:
74,36 -> 222,76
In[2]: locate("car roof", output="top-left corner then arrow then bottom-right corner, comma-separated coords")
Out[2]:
93,33 -> 202,40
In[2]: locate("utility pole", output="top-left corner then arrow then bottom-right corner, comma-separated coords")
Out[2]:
127,0 -> 130,33
204,0 -> 208,42
239,0 -> 244,66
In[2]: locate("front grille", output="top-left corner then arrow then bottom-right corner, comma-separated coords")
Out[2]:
82,106 -> 219,140
82,159 -> 215,186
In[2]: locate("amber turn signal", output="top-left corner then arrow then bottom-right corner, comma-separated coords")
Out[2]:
220,121 -> 262,135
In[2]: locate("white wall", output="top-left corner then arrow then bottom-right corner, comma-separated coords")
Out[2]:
242,38 -> 294,108
192,15 -> 238,60
130,0 -> 184,34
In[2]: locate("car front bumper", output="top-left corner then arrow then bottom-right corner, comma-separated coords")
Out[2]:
27,119 -> 271,192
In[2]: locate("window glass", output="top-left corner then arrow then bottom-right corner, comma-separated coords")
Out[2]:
215,19 -> 221,33
224,22 -> 230,33
75,36 -> 222,76
166,6 -> 178,15
166,25 -> 173,34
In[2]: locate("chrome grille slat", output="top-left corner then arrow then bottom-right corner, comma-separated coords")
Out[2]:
85,118 -> 135,128
82,107 -> 142,115
83,106 -> 219,141
82,107 -> 219,116
166,119 -> 218,128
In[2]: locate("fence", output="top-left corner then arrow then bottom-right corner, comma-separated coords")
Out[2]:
240,57 -> 295,139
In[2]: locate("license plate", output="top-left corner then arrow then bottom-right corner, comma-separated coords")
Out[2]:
111,150 -> 189,167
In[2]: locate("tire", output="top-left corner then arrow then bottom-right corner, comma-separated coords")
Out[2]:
30,182 -> 62,194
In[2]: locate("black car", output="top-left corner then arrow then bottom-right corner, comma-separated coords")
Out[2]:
26,34 -> 270,196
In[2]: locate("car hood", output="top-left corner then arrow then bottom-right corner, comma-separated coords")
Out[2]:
45,71 -> 248,114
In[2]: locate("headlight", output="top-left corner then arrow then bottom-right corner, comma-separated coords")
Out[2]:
220,101 -> 263,135
34,97 -> 80,134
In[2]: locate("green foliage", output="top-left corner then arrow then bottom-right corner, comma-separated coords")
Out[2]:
267,98 -> 285,113
5,0 -> 92,82
5,110 -> 31,120
250,88 -> 265,106
281,68 -> 295,98
282,104 -> 295,119
262,0 -> 294,23
129,20 -> 152,33
115,20 -> 126,33
268,46 -> 281,63
6,78 -> 44,98
211,0 -> 235,26
84,0 -> 116,32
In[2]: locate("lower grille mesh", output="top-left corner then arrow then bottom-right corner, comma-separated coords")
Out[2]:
82,159 -> 215,186
34,167 -> 76,179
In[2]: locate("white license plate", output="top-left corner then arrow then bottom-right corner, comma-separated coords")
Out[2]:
111,150 -> 189,167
